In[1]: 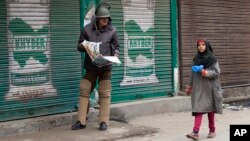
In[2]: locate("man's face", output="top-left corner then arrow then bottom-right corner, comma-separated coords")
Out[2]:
98,18 -> 109,28
197,42 -> 206,53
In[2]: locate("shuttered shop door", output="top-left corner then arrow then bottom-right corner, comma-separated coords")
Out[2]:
179,0 -> 250,89
105,0 -> 173,102
0,0 -> 81,121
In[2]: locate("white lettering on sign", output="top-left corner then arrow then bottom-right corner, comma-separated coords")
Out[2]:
234,129 -> 247,136
13,36 -> 47,51
12,89 -> 46,99
128,36 -> 153,49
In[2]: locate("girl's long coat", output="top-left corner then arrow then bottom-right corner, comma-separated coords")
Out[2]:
188,61 -> 223,114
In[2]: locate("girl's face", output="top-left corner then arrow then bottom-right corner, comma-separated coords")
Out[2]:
197,42 -> 206,53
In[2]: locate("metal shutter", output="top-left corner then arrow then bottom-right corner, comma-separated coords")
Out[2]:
179,0 -> 250,90
104,0 -> 174,103
0,0 -> 81,121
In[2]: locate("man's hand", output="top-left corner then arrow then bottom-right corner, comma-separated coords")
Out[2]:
80,43 -> 87,50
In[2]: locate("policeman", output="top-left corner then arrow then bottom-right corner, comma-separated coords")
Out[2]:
71,2 -> 119,131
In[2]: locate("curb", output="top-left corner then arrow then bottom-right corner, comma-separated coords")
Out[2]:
0,96 -> 191,138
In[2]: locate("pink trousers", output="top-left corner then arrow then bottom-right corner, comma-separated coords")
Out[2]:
193,112 -> 215,133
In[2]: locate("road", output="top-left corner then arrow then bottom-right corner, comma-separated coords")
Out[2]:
117,108 -> 250,141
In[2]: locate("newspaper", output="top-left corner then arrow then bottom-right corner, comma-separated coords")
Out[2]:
82,40 -> 121,67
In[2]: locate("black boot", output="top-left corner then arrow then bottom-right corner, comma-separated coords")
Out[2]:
99,122 -> 108,131
71,121 -> 86,130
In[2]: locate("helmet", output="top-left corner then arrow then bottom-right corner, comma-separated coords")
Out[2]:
95,6 -> 110,18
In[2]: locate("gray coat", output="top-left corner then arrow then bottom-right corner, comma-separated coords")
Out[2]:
77,18 -> 120,71
188,61 -> 223,114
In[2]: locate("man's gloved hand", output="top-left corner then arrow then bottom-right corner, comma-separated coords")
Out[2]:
185,85 -> 192,96
192,65 -> 204,72
114,53 -> 119,57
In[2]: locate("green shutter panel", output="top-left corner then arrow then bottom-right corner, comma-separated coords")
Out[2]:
0,0 -> 81,121
104,0 -> 174,103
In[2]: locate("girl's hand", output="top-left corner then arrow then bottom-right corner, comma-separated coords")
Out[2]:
185,85 -> 192,96
192,65 -> 204,72
201,69 -> 208,77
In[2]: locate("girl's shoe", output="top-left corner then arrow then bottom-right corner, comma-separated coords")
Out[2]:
207,132 -> 216,138
186,132 -> 199,140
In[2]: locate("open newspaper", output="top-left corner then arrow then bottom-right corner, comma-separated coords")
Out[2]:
82,40 -> 121,67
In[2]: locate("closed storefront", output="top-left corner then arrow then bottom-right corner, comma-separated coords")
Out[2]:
179,0 -> 250,90
0,0 -> 177,121
83,0 -> 178,103
0,0 -> 81,121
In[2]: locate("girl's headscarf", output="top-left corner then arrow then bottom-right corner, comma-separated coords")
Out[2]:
193,39 -> 217,68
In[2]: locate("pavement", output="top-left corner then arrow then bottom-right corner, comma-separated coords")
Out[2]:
0,96 -> 190,139
117,108 -> 250,141
0,121 -> 159,141
1,96 -> 250,141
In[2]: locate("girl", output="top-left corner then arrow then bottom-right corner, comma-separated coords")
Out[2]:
185,39 -> 223,140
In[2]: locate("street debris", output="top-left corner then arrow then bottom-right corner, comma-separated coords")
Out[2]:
223,104 -> 249,111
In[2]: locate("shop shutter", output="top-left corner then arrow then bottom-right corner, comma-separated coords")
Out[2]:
102,0 -> 174,103
179,0 -> 250,90
0,0 -> 81,121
